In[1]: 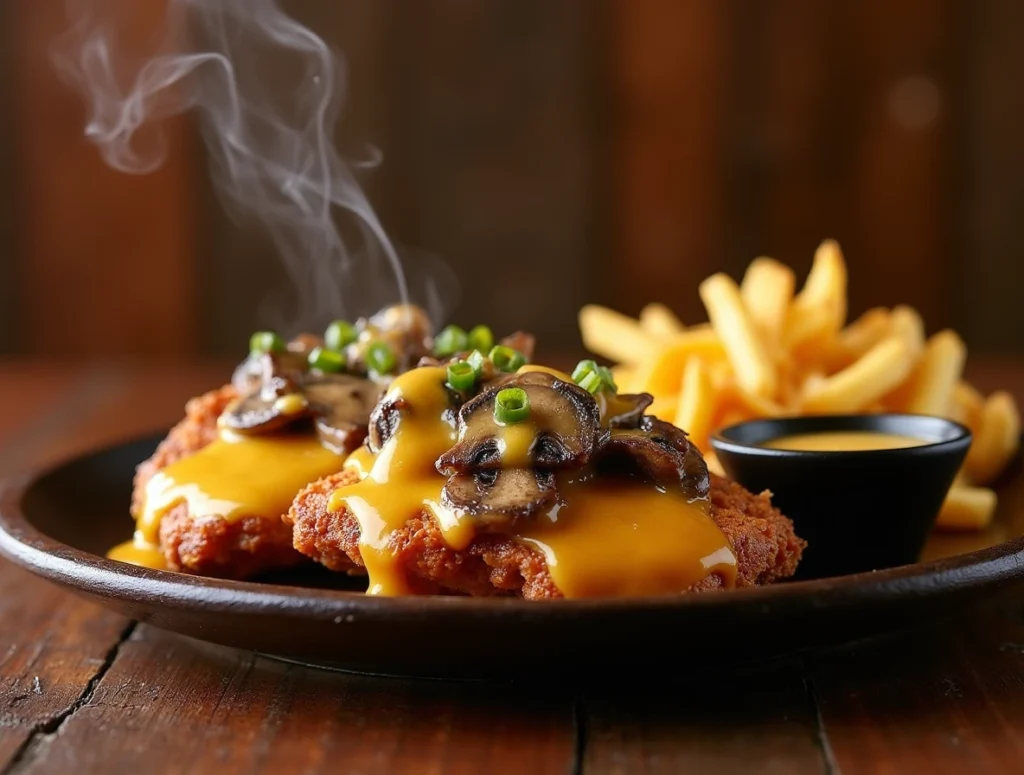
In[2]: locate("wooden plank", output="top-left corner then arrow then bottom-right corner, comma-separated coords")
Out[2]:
809,612 -> 1024,774
0,1 -> 15,354
960,0 -> 1024,353
9,624 -> 577,775
611,0 -> 728,325
11,0 -> 196,356
582,659 -> 827,774
0,564 -> 131,770
392,0 -> 600,352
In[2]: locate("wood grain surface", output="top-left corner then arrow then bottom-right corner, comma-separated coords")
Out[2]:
0,359 -> 1022,774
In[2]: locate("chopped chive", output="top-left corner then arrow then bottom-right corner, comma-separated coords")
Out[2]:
308,346 -> 346,373
467,349 -> 487,377
598,365 -> 618,392
578,371 -> 603,394
494,387 -> 530,424
468,324 -> 494,354
572,359 -> 599,384
250,331 -> 285,356
434,325 -> 469,357
447,360 -> 477,391
367,341 -> 397,374
324,320 -> 357,351
489,345 -> 526,372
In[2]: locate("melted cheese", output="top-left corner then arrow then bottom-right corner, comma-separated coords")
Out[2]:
763,430 -> 929,451
519,479 -> 736,597
109,432 -> 346,569
327,364 -> 738,598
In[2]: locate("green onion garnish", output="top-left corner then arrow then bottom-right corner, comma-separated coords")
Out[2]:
367,341 -> 397,374
494,387 -> 530,424
447,360 -> 477,391
489,345 -> 526,372
572,359 -> 599,384
325,320 -> 357,351
468,324 -> 494,354
578,371 -> 603,394
434,325 -> 469,357
598,365 -> 618,392
308,346 -> 346,373
467,349 -> 487,377
250,331 -> 285,356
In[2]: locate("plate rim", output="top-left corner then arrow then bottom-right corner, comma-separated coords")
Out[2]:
2,434 -> 1024,620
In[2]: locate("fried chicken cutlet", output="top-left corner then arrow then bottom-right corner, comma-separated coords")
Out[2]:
130,384 -> 307,578
284,361 -> 806,599
286,471 -> 803,598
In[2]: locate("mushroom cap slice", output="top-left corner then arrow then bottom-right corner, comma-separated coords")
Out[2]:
304,374 -> 383,455
595,416 -> 710,501
598,392 -> 654,429
436,371 -> 603,476
442,468 -> 558,522
219,386 -> 308,435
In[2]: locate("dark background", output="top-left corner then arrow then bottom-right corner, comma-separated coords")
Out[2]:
1,0 -> 1022,359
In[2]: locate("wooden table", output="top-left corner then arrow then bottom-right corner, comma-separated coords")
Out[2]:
1,358 -> 1023,774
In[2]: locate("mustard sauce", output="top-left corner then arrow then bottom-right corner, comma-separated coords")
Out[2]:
328,364 -> 738,598
110,432 -> 346,569
764,430 -> 930,452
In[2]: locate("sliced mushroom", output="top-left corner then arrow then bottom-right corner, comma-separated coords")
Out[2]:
594,416 -> 710,501
367,395 -> 407,453
598,392 -> 653,429
442,468 -> 558,521
436,371 -> 603,476
220,383 -> 309,435
304,374 -> 383,454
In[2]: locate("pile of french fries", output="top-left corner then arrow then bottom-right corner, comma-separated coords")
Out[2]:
579,240 -> 1021,532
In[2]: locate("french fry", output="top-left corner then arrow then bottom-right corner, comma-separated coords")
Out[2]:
901,330 -> 967,415
826,307 -> 891,369
675,358 -> 715,451
964,391 -> 1021,485
705,450 -> 725,477
935,485 -> 998,531
579,305 -> 661,365
647,392 -> 679,423
783,240 -> 848,354
740,257 -> 795,352
889,305 -> 925,361
635,327 -> 727,395
639,303 -> 685,340
699,274 -> 777,398
947,381 -> 984,432
800,336 -> 914,414
610,365 -> 640,394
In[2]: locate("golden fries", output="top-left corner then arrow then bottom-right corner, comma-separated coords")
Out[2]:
578,305 -> 661,365
699,274 -> 777,398
577,238 -> 1022,533
936,485 -> 998,531
639,303 -> 685,340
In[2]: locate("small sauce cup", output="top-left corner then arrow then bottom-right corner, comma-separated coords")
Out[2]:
710,414 -> 971,579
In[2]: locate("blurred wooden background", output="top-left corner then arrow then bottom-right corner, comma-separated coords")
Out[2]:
1,0 -> 1022,358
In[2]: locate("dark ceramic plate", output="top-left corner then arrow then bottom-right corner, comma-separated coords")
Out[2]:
1,434 -> 1023,680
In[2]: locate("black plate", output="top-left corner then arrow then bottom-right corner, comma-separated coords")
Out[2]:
1,434 -> 1023,680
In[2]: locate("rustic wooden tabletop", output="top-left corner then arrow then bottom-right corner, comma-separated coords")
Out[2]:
1,358 -> 1023,774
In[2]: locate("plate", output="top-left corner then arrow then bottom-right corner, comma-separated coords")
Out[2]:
1,434 -> 1023,680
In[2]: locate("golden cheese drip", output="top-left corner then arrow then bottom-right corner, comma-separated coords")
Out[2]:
519,479 -> 736,597
109,432 -> 346,569
326,363 -> 738,598
327,367 -> 459,595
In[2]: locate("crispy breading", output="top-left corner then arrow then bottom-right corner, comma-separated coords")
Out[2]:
286,472 -> 805,598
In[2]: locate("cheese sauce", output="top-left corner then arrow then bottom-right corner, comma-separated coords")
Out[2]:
327,365 -> 737,597
110,432 -> 346,569
763,430 -> 929,452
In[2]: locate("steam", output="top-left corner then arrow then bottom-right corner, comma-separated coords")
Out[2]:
52,0 -> 448,332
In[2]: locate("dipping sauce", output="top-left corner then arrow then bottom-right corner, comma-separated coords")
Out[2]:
763,430 -> 931,452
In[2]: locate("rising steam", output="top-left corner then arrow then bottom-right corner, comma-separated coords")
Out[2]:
52,0 -> 442,332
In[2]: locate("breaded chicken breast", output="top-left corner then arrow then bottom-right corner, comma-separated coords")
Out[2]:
285,472 -> 804,599
131,384 -> 305,579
